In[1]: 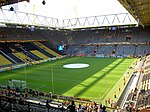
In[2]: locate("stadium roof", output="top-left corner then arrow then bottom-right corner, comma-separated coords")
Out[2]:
118,0 -> 150,27
0,0 -> 29,6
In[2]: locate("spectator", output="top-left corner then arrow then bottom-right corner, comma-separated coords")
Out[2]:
102,105 -> 106,112
100,102 -> 103,109
114,92 -> 117,98
67,100 -> 76,112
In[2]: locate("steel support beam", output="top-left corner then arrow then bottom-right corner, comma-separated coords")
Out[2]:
62,13 -> 138,29
0,9 -> 59,28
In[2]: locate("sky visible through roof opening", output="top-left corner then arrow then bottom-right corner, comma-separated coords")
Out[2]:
2,0 -> 138,27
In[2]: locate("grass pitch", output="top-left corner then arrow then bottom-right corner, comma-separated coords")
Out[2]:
0,57 -> 135,100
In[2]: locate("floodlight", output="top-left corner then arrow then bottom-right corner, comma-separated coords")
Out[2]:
10,7 -> 14,11
42,0 -> 46,5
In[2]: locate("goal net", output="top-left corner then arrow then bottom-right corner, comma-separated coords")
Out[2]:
8,79 -> 27,90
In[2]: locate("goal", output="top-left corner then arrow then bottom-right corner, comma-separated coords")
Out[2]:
8,79 -> 27,90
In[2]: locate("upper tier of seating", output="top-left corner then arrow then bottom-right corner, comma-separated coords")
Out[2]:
0,27 -> 46,40
65,26 -> 150,45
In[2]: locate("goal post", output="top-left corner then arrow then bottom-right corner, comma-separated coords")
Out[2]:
8,79 -> 27,90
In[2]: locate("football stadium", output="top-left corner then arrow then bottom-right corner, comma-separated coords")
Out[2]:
0,0 -> 150,112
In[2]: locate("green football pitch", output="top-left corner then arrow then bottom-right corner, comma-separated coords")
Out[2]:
0,57 -> 135,100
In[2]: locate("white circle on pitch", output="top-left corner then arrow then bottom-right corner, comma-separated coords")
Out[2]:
63,63 -> 89,68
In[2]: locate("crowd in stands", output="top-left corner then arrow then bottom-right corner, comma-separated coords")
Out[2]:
0,85 -> 109,112
136,55 -> 150,110
1,74 -> 149,112
121,55 -> 150,112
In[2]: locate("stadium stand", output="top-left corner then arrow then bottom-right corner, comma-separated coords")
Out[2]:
0,27 -> 46,41
136,55 -> 150,110
121,55 -> 150,112
0,85 -> 110,112
0,0 -> 150,111
65,26 -> 150,57
0,41 -> 62,68
33,42 -> 61,57
0,25 -> 149,112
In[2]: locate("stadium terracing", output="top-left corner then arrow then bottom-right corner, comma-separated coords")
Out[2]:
0,0 -> 150,112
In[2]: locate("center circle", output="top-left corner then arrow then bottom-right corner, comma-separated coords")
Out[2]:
63,63 -> 89,68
